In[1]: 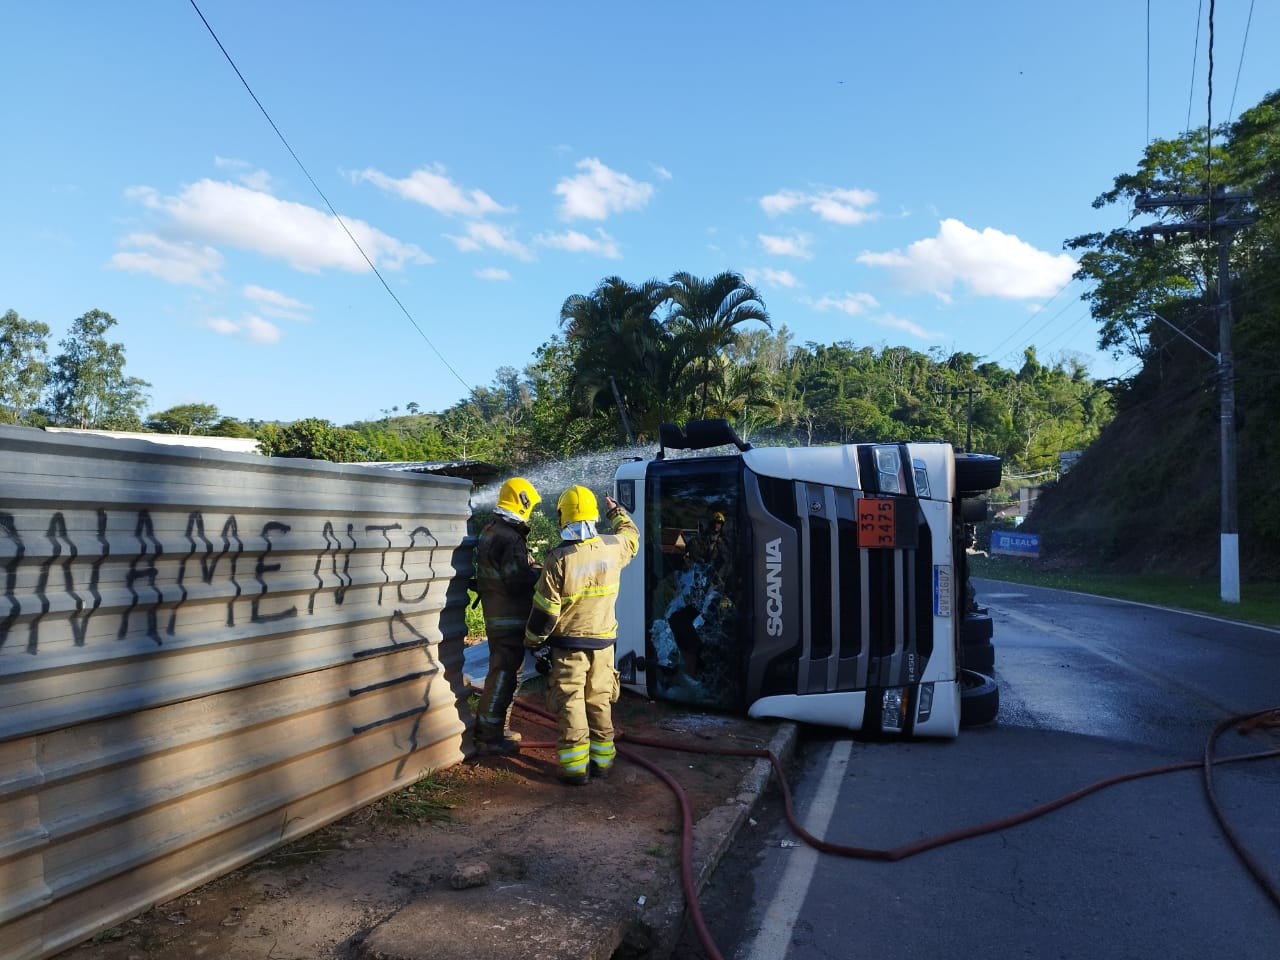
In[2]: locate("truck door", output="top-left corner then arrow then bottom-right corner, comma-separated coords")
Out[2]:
641,456 -> 749,710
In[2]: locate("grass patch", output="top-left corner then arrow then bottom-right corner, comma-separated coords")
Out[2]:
970,554 -> 1280,627
466,590 -> 485,639
378,769 -> 458,824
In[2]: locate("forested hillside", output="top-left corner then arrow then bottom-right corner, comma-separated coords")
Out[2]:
1029,90 -> 1280,579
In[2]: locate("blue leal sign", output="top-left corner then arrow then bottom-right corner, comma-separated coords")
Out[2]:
991,529 -> 1041,558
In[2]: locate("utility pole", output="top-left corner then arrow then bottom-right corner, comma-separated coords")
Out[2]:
957,385 -> 976,452
935,384 -> 978,451
1136,190 -> 1255,603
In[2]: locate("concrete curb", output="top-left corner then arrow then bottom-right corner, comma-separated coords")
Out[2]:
649,721 -> 800,958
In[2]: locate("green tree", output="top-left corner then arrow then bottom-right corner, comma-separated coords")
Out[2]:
560,275 -> 675,442
0,308 -> 50,424
256,418 -> 374,461
209,416 -> 258,439
1067,92 -> 1280,366
522,334 -> 602,459
146,402 -> 221,435
43,309 -> 150,429
665,271 -> 770,419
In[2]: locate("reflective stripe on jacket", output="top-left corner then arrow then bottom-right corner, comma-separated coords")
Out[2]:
525,507 -> 638,651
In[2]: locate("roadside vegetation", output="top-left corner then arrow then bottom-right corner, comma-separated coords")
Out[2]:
971,553 -> 1280,628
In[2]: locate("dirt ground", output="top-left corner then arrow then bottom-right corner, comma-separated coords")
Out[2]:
52,679 -> 780,960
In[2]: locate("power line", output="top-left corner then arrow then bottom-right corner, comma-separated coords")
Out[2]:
983,275 -> 1079,363
186,0 -> 474,399
1185,0 -> 1204,135
1226,0 -> 1256,126
1207,0 -> 1215,198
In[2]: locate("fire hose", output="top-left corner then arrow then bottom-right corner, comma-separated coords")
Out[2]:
499,693 -> 1280,960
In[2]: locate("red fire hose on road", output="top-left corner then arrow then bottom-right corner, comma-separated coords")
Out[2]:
502,693 -> 1280,960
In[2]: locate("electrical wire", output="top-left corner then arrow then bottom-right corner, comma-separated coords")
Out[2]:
1185,0 -> 1204,136
1146,0 -> 1151,146
186,0 -> 474,398
983,276 -> 1081,366
1226,0 -> 1256,126
1206,0 -> 1216,199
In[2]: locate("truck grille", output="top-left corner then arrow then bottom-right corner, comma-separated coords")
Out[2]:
796,483 -> 933,694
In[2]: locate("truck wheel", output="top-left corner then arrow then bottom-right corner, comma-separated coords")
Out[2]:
960,497 -> 989,523
962,640 -> 995,674
955,453 -> 1002,494
959,669 -> 999,727
961,613 -> 994,645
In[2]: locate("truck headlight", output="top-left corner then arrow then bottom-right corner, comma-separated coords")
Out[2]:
912,459 -> 931,499
881,687 -> 906,732
873,445 -> 905,494
917,682 -> 934,722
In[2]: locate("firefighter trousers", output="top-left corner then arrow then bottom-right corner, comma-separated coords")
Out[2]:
475,634 -> 526,739
548,646 -> 619,776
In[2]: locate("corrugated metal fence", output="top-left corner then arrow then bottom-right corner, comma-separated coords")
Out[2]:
0,426 -> 476,960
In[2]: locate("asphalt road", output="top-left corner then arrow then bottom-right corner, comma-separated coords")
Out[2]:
686,579 -> 1280,960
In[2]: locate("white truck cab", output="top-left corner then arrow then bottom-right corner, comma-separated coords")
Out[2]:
612,419 -> 1001,737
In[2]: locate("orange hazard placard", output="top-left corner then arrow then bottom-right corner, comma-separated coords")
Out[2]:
857,497 -> 898,548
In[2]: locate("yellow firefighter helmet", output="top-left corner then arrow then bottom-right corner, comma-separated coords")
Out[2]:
556,485 -> 599,526
496,477 -> 541,521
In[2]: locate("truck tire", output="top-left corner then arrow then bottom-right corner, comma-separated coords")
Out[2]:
961,613 -> 994,646
956,453 -> 1002,494
959,669 -> 999,727
961,640 -> 995,674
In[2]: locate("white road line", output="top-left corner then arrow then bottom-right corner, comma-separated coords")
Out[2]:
742,738 -> 853,960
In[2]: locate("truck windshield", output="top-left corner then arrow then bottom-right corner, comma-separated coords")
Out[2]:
644,457 -> 747,709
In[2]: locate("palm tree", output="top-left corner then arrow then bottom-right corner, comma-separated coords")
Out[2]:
559,276 -> 674,441
700,355 -> 782,439
665,271 -> 770,419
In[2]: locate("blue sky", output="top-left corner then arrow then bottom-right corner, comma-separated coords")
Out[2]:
2,1 -> 1275,425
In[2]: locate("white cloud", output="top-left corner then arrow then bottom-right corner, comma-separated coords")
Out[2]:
555,158 -> 654,220
243,284 -> 310,321
535,228 -> 621,259
652,164 -> 673,181
108,233 -> 225,288
810,292 -> 880,315
760,186 -> 878,225
871,312 -> 939,339
205,313 -> 282,344
759,233 -> 813,259
475,267 -> 512,281
746,267 -> 800,289
445,222 -> 534,261
810,188 -> 878,225
857,218 -> 1077,300
353,164 -> 511,218
126,179 -> 432,274
214,156 -> 272,192
760,190 -> 806,216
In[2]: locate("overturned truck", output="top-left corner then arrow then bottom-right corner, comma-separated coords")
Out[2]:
611,419 -> 1001,737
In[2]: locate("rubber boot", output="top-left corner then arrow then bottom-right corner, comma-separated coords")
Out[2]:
475,668 -> 521,754
475,720 -> 521,755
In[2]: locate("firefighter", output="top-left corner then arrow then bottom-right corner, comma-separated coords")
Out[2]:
473,476 -> 543,754
524,486 -> 639,785
685,508 -> 733,586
